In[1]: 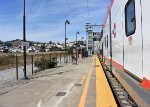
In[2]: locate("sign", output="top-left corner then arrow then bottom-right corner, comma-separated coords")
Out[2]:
88,30 -> 93,45
21,42 -> 29,46
93,38 -> 100,41
93,32 -> 101,41
128,36 -> 132,45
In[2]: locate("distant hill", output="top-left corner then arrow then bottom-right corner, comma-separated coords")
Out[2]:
5,39 -> 45,47
0,39 -> 67,47
6,39 -> 22,47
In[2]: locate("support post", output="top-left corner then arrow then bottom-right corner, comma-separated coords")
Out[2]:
60,53 -> 61,63
76,48 -> 77,65
31,55 -> 33,75
23,0 -> 28,79
56,53 -> 57,66
109,7 -> 113,73
16,54 -> 18,80
65,23 -> 67,63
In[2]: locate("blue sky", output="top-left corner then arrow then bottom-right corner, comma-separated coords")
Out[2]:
0,0 -> 109,42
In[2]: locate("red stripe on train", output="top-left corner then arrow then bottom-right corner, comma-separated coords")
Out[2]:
140,78 -> 150,91
104,57 -> 150,91
105,57 -> 124,72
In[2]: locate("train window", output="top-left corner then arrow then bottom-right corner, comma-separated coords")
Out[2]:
125,0 -> 136,37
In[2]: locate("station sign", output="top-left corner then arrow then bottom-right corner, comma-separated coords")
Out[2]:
21,42 -> 29,46
93,32 -> 101,41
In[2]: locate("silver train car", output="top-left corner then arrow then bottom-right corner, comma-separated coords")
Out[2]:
100,0 -> 150,91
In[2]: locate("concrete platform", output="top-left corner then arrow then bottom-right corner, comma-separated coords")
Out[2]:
0,56 -> 116,107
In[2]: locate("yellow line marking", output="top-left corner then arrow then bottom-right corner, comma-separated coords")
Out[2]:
78,57 -> 94,107
96,57 -> 117,107
80,74 -> 86,85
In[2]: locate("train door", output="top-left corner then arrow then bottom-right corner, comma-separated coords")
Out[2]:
124,0 -> 143,79
141,0 -> 150,81
111,0 -> 124,69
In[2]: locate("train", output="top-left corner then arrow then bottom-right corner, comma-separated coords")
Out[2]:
100,0 -> 150,91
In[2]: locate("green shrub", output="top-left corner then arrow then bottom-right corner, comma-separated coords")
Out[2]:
34,57 -> 58,71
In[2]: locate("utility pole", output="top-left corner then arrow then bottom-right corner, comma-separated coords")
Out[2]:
23,0 -> 28,79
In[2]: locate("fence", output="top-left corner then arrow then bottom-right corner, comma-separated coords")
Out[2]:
0,51 -> 72,85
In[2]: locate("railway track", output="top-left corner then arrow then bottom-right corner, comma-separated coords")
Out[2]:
100,60 -> 138,107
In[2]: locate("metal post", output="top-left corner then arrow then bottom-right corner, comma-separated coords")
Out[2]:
65,22 -> 67,63
64,20 -> 70,63
64,53 -> 65,63
23,0 -> 28,79
67,52 -> 68,62
109,7 -> 113,73
60,53 -> 61,63
16,54 -> 18,80
42,52 -> 44,71
81,38 -> 82,58
102,43 -> 104,62
68,52 -> 69,62
56,53 -> 57,66
31,55 -> 33,75
72,48 -> 73,64
76,33 -> 78,65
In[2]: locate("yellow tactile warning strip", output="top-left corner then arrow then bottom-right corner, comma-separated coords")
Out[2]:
96,57 -> 117,107
78,57 -> 94,107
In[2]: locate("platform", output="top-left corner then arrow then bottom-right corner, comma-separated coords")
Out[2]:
0,56 -> 117,107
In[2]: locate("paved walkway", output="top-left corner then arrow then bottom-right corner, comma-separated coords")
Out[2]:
0,56 -> 116,107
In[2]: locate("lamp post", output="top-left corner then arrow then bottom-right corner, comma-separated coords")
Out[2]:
76,31 -> 80,65
65,20 -> 70,63
23,0 -> 28,79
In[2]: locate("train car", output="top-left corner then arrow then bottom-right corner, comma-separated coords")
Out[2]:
101,0 -> 150,91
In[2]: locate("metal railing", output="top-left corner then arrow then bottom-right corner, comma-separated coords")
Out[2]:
0,51 -> 72,85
